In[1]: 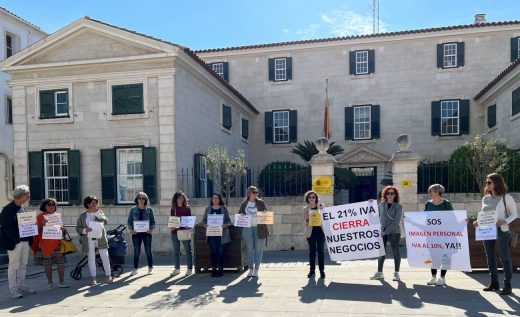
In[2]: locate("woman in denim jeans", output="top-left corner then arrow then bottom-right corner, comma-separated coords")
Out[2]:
238,186 -> 268,278
170,191 -> 193,277
475,173 -> 517,296
202,193 -> 231,277
127,192 -> 155,276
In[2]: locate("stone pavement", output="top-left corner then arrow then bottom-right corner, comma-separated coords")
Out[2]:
0,250 -> 518,317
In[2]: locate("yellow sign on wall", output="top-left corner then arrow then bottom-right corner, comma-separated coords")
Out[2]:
401,180 -> 411,188
312,176 -> 333,194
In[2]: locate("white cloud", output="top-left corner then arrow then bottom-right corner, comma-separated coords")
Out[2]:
282,28 -> 290,34
295,23 -> 320,38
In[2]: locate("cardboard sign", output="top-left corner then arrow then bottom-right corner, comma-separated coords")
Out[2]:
42,225 -> 62,240
257,211 -> 274,225
17,211 -> 37,238
17,211 -> 36,224
168,216 -> 181,228
134,220 -> 150,233
180,216 -> 196,228
44,213 -> 63,226
309,210 -> 321,226
207,214 -> 224,227
234,214 -> 251,228
206,226 -> 223,237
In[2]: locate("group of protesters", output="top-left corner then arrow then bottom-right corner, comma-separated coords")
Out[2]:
0,173 -> 516,299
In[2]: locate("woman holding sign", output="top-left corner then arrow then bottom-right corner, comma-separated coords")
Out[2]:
238,186 -> 269,278
33,198 -> 68,290
202,193 -> 232,277
424,184 -> 453,286
76,195 -> 112,285
170,191 -> 194,277
477,173 -> 517,295
370,185 -> 403,281
303,190 -> 326,279
127,192 -> 156,276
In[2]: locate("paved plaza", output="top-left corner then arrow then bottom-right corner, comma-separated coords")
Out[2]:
0,250 -> 518,317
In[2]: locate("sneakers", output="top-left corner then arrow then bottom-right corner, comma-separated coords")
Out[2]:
89,278 -> 97,286
436,277 -> 446,286
170,269 -> 180,277
393,272 -> 401,281
47,283 -> 54,290
130,269 -> 138,276
185,269 -> 193,276
307,271 -> 315,278
19,287 -> 36,295
252,270 -> 258,277
57,283 -> 69,288
247,269 -> 254,277
427,277 -> 438,285
105,275 -> 113,284
370,272 -> 384,280
11,292 -> 23,299
148,267 -> 153,275
320,271 -> 326,279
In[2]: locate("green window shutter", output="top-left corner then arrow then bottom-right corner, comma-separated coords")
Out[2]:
128,84 -> 144,114
6,98 -> 12,124
512,86 -> 520,116
437,44 -> 444,68
371,105 -> 380,139
142,147 -> 157,204
242,118 -> 249,139
268,58 -> 275,81
345,107 -> 354,140
112,85 -> 128,115
28,151 -> 43,205
194,154 -> 202,198
487,104 -> 496,128
431,101 -> 441,136
459,99 -> 470,135
223,62 -> 229,82
286,57 -> 293,80
67,150 -> 81,205
457,42 -> 465,67
39,90 -> 55,119
222,105 -> 232,129
511,37 -> 519,62
368,50 -> 375,74
349,51 -> 356,75
265,112 -> 273,143
100,148 -> 116,205
289,110 -> 297,143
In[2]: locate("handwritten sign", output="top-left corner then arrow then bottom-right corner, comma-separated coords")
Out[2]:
44,213 -> 63,226
207,214 -> 224,227
42,225 -> 62,240
309,210 -> 321,227
476,226 -> 497,241
17,211 -> 37,238
133,220 -> 150,233
476,210 -> 498,240
257,211 -> 274,225
234,214 -> 251,228
168,216 -> 181,228
206,226 -> 223,237
180,216 -> 196,228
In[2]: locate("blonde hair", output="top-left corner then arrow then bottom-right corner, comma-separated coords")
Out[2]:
246,186 -> 259,201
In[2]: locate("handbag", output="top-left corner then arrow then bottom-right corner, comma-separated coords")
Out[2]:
503,196 -> 518,248
177,229 -> 193,241
257,224 -> 269,240
59,228 -> 77,254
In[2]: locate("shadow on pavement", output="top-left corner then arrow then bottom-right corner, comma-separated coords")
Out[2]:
217,276 -> 263,303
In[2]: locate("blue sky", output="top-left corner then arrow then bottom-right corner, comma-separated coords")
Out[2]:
1,0 -> 519,50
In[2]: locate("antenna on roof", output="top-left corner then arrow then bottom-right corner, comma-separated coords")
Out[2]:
372,0 -> 379,34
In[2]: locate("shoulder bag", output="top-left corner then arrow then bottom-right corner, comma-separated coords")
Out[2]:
60,228 -> 77,254
503,196 -> 518,248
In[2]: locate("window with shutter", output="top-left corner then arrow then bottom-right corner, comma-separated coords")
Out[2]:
5,97 -> 12,124
353,105 -> 371,140
273,111 -> 290,143
39,90 -> 69,119
222,104 -> 232,130
116,147 -> 143,203
44,151 -> 70,203
274,58 -> 287,81
440,100 -> 460,135
111,84 -> 144,115
513,87 -> 520,116
241,117 -> 249,140
487,104 -> 496,128
443,43 -> 457,68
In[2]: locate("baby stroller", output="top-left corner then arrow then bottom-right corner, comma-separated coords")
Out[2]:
70,224 -> 128,280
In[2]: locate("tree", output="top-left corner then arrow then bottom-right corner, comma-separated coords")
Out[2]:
206,145 -> 247,204
290,140 -> 344,162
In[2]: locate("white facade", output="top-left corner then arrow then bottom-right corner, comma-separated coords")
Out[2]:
0,8 -> 46,206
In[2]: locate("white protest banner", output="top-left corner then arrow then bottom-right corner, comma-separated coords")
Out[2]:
168,216 -> 181,228
404,210 -> 471,272
133,220 -> 150,233
476,210 -> 498,241
42,225 -> 62,240
180,216 -> 196,228
44,213 -> 63,226
87,221 -> 103,239
17,211 -> 37,238
476,226 -> 497,241
206,226 -> 223,236
234,214 -> 251,228
257,211 -> 274,225
207,214 -> 224,227
321,200 -> 384,262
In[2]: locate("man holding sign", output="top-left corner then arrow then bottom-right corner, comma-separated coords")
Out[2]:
0,185 -> 36,299
202,194 -> 231,277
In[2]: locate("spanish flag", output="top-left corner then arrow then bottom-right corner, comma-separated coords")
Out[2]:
323,80 -> 331,139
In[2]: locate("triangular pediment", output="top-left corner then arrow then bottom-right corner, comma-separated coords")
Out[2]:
337,146 -> 389,164
1,17 -> 177,68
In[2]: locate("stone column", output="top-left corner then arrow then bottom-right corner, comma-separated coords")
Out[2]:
309,138 -> 337,206
390,134 -> 421,212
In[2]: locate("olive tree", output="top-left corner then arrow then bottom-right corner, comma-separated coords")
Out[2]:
206,145 -> 247,204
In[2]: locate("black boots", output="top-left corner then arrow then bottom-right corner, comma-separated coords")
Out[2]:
307,271 -> 315,278
500,283 -> 512,295
320,271 -> 326,279
483,281 -> 500,291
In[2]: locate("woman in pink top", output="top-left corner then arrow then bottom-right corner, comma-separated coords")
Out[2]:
170,191 -> 193,277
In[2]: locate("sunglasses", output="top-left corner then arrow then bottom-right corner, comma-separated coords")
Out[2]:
47,203 -> 56,206
386,192 -> 396,196
137,197 -> 146,200
252,191 -> 259,194
485,181 -> 493,185
308,196 -> 317,199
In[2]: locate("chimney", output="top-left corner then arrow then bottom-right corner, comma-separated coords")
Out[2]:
474,13 -> 486,24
